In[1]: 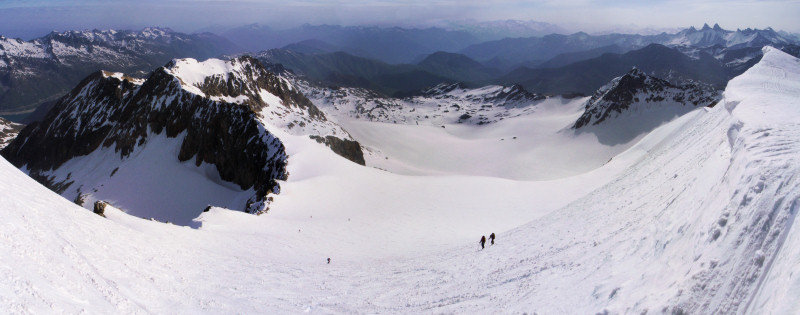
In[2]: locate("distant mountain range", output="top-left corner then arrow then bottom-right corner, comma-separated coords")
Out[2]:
499,44 -> 731,95
253,49 -> 500,97
0,27 -> 239,115
432,19 -> 569,41
253,24 -> 798,97
222,24 -> 482,64
461,23 -> 798,66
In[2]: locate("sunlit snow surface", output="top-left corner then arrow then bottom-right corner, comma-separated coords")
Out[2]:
1,47 -> 799,313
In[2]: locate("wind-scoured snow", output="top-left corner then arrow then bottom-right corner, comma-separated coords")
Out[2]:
1,47 -> 798,313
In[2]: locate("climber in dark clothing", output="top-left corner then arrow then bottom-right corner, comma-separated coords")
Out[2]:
480,235 -> 486,249
489,233 -> 495,245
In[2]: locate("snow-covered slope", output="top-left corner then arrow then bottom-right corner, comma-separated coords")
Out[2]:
1,47 -> 798,313
0,116 -> 22,149
1,56 -> 359,225
296,79 -> 639,180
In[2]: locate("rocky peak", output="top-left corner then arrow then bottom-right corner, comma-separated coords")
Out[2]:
1,62 -> 292,215
573,69 -> 721,129
165,56 -> 325,120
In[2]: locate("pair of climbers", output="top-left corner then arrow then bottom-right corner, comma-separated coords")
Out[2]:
479,233 -> 496,249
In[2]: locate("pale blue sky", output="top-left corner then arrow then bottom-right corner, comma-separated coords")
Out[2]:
0,0 -> 798,39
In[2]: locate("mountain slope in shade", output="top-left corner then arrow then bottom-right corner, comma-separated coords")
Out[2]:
573,68 -> 720,129
1,56 -> 359,225
254,49 -> 455,96
0,27 -> 240,114
536,44 -> 624,69
416,51 -> 501,82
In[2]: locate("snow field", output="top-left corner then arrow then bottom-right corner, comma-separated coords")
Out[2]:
0,47 -> 798,313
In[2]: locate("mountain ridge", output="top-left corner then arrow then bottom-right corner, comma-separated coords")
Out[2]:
2,56 -> 360,224
0,27 -> 240,115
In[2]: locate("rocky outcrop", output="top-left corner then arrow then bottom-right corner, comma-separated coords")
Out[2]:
93,201 -> 108,217
310,135 -> 366,165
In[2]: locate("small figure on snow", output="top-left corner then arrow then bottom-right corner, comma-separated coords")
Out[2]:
480,235 -> 486,249
489,232 -> 495,245
327,257 -> 331,264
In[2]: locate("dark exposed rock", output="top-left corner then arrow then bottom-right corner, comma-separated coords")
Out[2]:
309,135 -> 366,165
93,201 -> 108,217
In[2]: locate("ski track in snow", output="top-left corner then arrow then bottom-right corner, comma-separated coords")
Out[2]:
1,47 -> 799,313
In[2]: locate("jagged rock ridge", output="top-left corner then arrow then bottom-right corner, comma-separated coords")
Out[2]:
573,68 -> 721,129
